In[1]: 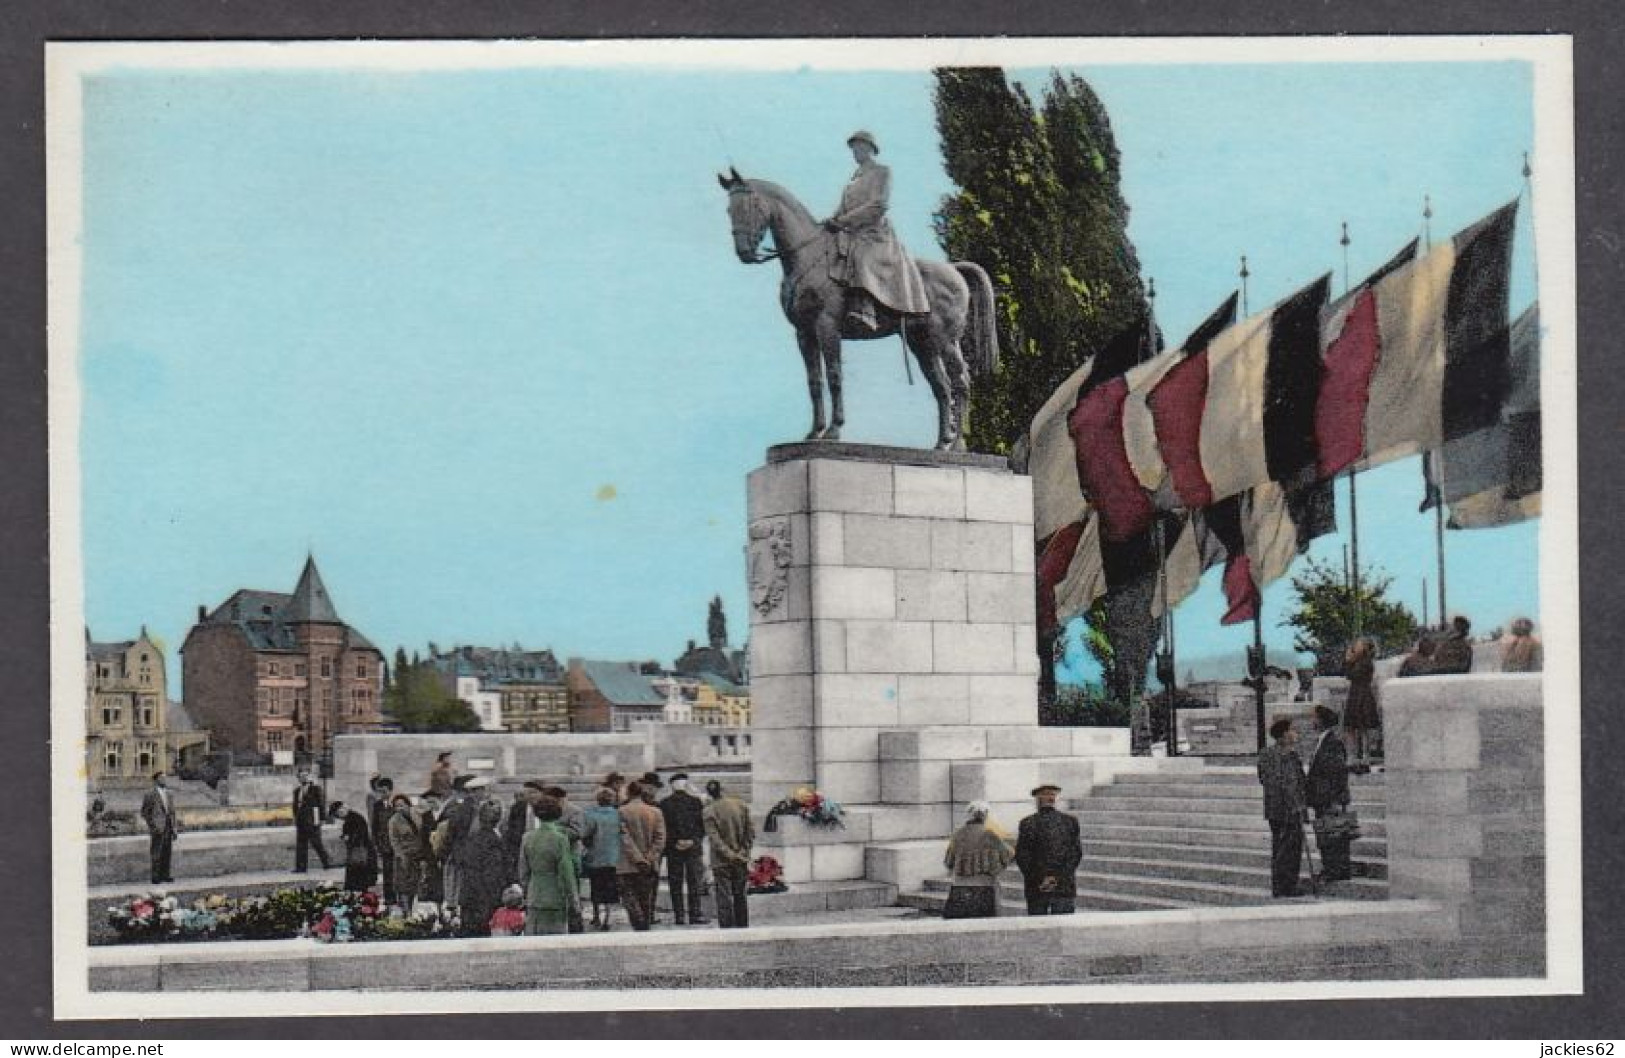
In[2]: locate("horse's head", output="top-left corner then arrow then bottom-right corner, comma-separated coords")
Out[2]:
718,168 -> 770,264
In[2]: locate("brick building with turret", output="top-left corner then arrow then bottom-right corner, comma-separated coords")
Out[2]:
181,556 -> 385,760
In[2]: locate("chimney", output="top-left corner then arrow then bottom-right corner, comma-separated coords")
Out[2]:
197,605 -> 206,622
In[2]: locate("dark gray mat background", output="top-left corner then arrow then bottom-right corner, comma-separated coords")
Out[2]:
3,0 -> 1620,1040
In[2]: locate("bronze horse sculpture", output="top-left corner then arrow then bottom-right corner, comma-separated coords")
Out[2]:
719,169 -> 998,451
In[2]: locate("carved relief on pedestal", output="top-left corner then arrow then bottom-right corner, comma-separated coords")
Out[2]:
747,517 -> 793,620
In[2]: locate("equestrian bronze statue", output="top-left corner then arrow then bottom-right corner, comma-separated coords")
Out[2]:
719,146 -> 997,452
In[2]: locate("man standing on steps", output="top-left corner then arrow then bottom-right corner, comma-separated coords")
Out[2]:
1257,717 -> 1308,897
292,768 -> 332,873
1306,705 -> 1354,886
1015,784 -> 1082,916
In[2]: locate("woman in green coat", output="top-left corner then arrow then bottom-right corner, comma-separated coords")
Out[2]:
520,796 -> 579,935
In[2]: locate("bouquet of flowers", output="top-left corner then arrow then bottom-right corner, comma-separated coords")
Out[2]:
764,786 -> 845,830
746,855 -> 788,894
106,894 -> 166,941
107,893 -> 227,942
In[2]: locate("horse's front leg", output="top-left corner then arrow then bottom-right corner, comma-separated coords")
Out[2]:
816,312 -> 843,441
796,329 -> 826,441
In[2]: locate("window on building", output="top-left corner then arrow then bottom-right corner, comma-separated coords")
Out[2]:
321,657 -> 333,679
136,743 -> 156,772
268,661 -> 280,678
322,688 -> 334,709
140,700 -> 155,727
295,662 -> 306,677
356,660 -> 369,679
139,667 -> 152,685
101,703 -> 121,727
103,743 -> 122,773
266,730 -> 284,751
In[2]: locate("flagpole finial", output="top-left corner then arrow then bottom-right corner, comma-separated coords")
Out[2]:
1147,276 -> 1156,302
1423,194 -> 1432,220
1340,221 -> 1350,248
1238,255 -> 1249,280
1522,151 -> 1532,179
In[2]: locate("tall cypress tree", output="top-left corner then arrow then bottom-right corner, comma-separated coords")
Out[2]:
933,68 -> 1148,454
935,68 -> 1158,731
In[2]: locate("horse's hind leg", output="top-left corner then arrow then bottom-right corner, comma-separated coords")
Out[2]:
906,320 -> 953,450
797,329 -> 826,441
816,312 -> 844,441
945,339 -> 972,452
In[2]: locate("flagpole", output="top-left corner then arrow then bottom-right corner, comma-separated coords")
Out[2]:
1147,277 -> 1180,757
1240,254 -> 1267,752
1423,193 -> 1448,627
1342,220 -> 1363,640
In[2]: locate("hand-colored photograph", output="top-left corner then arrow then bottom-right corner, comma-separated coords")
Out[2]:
47,37 -> 1579,1017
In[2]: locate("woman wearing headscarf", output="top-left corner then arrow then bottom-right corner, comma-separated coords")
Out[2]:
1342,637 -> 1380,774
521,796 -> 580,936
330,799 -> 378,894
456,799 -> 511,936
941,801 -> 1014,919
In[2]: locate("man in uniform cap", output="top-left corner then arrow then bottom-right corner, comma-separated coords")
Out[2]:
1015,783 -> 1082,915
1305,705 -> 1354,884
659,772 -> 709,925
822,129 -> 928,334
1257,717 -> 1308,897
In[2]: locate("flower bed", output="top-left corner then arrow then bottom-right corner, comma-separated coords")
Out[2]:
106,886 -> 459,945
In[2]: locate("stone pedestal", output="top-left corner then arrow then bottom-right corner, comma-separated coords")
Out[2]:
746,443 -> 1134,883
1382,673 -> 1545,975
747,445 -> 1037,809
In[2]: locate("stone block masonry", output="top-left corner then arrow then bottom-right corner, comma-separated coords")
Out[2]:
1382,673 -> 1549,978
747,447 -> 1041,830
746,445 -> 1142,886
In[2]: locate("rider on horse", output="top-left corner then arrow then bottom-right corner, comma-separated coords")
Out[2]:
823,131 -> 929,336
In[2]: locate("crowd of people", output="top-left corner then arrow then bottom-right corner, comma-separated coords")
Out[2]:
287,761 -> 757,937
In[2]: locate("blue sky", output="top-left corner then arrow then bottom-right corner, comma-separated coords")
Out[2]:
75,56 -> 1540,686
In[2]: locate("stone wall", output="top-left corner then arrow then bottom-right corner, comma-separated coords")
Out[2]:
88,898 -> 1463,992
1382,672 -> 1545,977
330,733 -> 654,809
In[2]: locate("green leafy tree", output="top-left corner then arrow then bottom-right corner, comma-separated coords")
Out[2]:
383,655 -> 481,733
1283,558 -> 1420,675
933,67 -> 1147,454
935,67 -> 1156,729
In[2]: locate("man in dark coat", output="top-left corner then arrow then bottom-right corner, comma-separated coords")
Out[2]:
366,776 -> 396,903
1305,705 -> 1354,883
457,800 -> 512,935
292,769 -> 333,872
1257,717 -> 1308,897
1431,615 -> 1475,674
439,774 -> 488,913
139,771 -> 178,884
659,772 -> 709,925
1015,784 -> 1082,915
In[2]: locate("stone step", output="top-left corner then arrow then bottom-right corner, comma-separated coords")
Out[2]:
908,877 -> 1209,914
1079,839 -> 1388,877
1072,811 -> 1388,840
1067,869 -> 1383,907
1083,852 -> 1388,888
1079,796 -> 1387,818
1112,768 -> 1387,786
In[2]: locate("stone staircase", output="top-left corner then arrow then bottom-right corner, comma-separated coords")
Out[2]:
900,764 -> 1388,914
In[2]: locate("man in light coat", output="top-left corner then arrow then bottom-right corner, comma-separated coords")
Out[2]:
615,780 -> 666,932
702,779 -> 755,929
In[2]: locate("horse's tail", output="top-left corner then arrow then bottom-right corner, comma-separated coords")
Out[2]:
953,261 -> 1000,379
